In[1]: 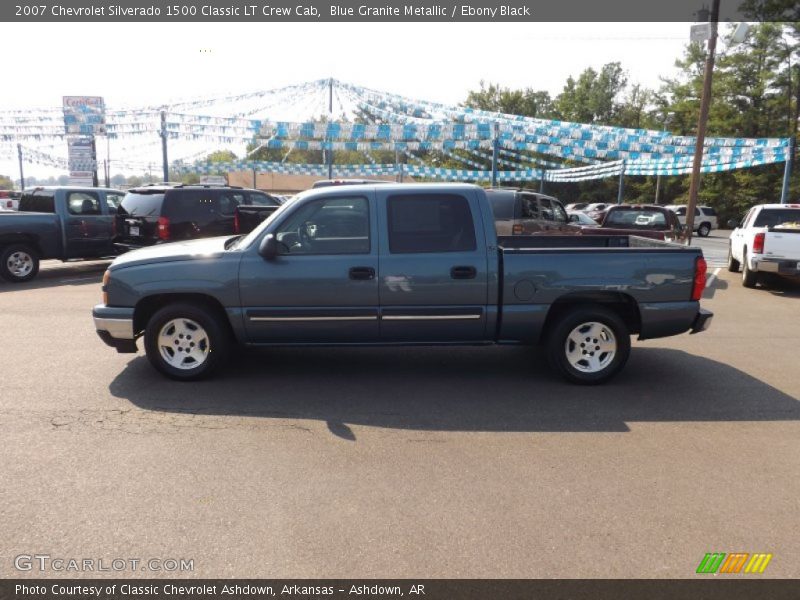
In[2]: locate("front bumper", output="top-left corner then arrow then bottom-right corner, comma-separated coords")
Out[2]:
93,304 -> 138,353
690,308 -> 714,334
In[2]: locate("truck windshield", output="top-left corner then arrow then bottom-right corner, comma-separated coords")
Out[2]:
753,209 -> 800,229
233,195 -> 300,250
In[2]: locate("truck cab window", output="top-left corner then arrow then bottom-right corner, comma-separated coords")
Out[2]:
275,196 -> 370,255
67,192 -> 101,215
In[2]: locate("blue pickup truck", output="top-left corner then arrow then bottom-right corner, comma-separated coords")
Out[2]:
0,186 -> 122,282
93,183 -> 712,384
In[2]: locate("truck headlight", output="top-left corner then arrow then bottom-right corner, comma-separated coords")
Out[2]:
102,269 -> 110,305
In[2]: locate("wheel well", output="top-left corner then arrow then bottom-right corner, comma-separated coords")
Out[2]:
0,235 -> 42,257
542,293 -> 641,339
133,293 -> 232,337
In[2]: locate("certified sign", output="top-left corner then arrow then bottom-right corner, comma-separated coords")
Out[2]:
63,96 -> 106,136
690,23 -> 711,43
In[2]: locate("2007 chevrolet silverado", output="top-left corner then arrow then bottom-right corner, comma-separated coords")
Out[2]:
93,183 -> 712,384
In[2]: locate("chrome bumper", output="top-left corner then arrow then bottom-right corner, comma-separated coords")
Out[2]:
93,305 -> 137,353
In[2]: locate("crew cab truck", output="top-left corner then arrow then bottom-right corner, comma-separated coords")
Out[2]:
93,183 -> 712,384
728,203 -> 800,287
0,186 -> 122,282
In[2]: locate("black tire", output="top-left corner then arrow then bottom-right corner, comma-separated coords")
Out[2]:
726,244 -> 740,273
741,249 -> 758,288
144,302 -> 231,380
546,305 -> 631,385
0,244 -> 40,283
697,222 -> 711,237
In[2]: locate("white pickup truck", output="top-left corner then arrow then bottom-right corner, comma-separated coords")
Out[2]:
728,203 -> 800,287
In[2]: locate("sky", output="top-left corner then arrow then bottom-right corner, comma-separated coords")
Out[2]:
0,22 -> 696,179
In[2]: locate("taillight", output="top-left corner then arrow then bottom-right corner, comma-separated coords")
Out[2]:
234,211 -> 240,234
157,216 -> 170,241
752,232 -> 765,254
692,256 -> 707,301
512,223 -> 523,235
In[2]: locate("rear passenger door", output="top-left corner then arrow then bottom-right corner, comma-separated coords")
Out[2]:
377,191 -> 489,342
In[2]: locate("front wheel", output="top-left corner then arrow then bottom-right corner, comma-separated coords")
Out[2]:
697,223 -> 711,237
144,303 -> 231,380
546,306 -> 631,385
0,244 -> 40,283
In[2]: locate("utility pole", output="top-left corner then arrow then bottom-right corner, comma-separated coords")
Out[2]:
160,110 -> 169,183
685,0 -> 720,245
91,136 -> 99,187
617,159 -> 626,204
780,138 -> 794,203
17,143 -> 24,190
328,78 -> 334,179
491,122 -> 499,187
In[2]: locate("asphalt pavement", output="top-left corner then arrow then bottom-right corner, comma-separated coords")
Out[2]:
0,250 -> 798,579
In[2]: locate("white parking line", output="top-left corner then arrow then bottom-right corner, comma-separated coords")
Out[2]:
705,267 -> 721,288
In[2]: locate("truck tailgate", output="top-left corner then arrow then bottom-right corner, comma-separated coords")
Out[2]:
764,229 -> 800,259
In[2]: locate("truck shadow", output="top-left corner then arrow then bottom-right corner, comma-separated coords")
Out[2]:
759,275 -> 800,298
0,260 -> 110,292
109,346 -> 800,439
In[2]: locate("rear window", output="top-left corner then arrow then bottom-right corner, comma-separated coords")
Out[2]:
119,192 -> 165,217
605,208 -> 667,228
19,192 -> 55,213
387,194 -> 476,254
753,209 -> 800,230
161,190 -> 225,221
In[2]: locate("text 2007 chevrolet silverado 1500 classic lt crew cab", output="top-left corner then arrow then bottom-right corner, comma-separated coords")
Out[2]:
93,183 -> 712,384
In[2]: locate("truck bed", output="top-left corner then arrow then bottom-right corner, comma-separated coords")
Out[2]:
497,234 -> 682,250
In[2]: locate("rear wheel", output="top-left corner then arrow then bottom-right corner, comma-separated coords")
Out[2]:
726,244 -> 740,272
546,306 -> 631,385
697,222 -> 711,237
742,249 -> 758,288
144,303 -> 231,380
0,244 -> 39,283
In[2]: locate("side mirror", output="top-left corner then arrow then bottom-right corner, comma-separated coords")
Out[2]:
727,219 -> 738,229
258,233 -> 278,260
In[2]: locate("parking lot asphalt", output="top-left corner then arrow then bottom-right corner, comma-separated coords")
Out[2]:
1,247 -> 799,579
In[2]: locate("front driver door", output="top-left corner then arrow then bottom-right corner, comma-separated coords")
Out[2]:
238,193 -> 379,344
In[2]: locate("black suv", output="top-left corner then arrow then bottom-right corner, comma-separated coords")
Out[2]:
114,184 -> 281,250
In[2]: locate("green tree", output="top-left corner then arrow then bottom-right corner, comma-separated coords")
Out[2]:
555,62 -> 628,124
0,174 -> 13,190
465,81 -> 555,117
